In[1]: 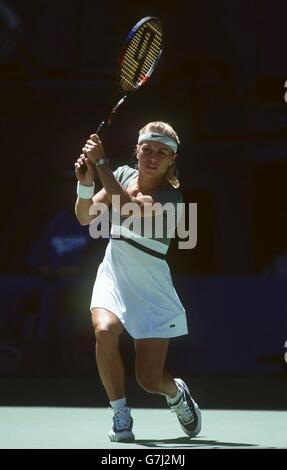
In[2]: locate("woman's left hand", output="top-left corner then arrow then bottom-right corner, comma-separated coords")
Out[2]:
82,134 -> 105,163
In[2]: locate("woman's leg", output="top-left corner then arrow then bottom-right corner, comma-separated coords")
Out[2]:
91,307 -> 125,401
135,337 -> 202,438
92,308 -> 135,442
134,338 -> 178,398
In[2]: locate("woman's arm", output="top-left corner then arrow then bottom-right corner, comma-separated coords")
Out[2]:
74,150 -> 111,226
75,187 -> 111,226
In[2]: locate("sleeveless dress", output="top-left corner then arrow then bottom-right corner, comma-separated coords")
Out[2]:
90,165 -> 188,339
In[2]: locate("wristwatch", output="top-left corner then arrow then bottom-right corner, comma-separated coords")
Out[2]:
95,158 -> 110,166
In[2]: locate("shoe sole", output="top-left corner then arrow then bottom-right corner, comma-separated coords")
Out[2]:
108,430 -> 135,443
174,378 -> 202,438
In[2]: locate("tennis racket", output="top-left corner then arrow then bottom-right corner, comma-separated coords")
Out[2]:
96,16 -> 163,139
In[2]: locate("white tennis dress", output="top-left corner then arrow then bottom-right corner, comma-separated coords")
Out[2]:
90,165 -> 188,339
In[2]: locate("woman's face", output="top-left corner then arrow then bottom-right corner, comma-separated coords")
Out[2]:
137,140 -> 176,177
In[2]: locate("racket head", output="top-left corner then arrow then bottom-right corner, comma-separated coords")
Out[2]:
117,16 -> 163,94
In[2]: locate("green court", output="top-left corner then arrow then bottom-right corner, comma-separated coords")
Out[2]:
1,407 -> 286,449
1,374 -> 286,449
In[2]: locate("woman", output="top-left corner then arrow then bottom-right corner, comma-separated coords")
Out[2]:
74,121 -> 201,442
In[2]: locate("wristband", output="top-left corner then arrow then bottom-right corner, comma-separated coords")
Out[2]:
77,181 -> 95,199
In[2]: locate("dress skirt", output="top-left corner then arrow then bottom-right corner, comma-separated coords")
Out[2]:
90,237 -> 188,339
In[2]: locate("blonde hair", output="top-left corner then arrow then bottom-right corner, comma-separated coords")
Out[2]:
138,121 -> 181,189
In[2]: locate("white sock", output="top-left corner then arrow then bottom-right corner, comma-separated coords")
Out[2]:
167,384 -> 182,406
110,397 -> 128,413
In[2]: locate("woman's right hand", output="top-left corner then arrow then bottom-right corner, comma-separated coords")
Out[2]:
74,153 -> 96,185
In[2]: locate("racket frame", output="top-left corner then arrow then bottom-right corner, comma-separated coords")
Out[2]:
96,16 -> 163,139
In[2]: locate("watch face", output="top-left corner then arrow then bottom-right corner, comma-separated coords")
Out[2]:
96,158 -> 109,167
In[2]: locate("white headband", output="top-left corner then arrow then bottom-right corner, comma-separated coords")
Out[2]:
138,132 -> 178,153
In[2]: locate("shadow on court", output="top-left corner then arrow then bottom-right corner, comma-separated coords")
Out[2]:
129,437 -> 257,448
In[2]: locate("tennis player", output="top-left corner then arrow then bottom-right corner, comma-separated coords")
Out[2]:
74,121 -> 201,442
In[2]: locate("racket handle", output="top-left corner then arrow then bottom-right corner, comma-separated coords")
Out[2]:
96,121 -> 107,138
96,95 -> 127,140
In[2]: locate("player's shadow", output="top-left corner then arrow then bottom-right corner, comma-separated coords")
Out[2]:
131,437 -> 257,448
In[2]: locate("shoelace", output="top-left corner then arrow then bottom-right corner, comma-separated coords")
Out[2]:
170,395 -> 195,423
112,408 -> 132,431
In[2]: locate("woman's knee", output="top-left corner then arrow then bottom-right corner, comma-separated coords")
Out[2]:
91,308 -> 123,344
94,325 -> 113,342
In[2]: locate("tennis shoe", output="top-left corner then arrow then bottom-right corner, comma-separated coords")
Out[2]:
108,406 -> 135,442
167,378 -> 202,438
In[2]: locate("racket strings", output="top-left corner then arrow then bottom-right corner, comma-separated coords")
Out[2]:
126,30 -> 161,61
120,20 -> 162,92
120,53 -> 157,89
121,46 -> 161,90
124,49 -> 159,74
128,28 -> 162,51
125,42 -> 160,63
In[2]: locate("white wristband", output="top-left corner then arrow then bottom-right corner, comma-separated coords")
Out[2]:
77,181 -> 95,199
